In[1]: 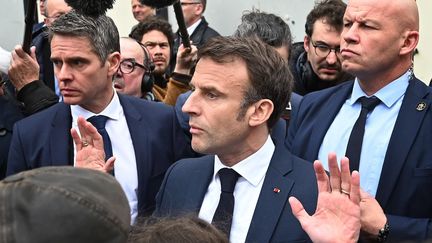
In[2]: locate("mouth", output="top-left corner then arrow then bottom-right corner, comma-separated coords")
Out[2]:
189,124 -> 204,134
340,48 -> 358,57
60,88 -> 79,96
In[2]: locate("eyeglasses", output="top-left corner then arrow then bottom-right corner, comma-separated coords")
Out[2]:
180,2 -> 201,6
119,58 -> 147,74
310,40 -> 341,58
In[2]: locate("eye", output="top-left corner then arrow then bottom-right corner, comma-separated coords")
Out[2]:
343,22 -> 352,28
52,60 -> 62,68
206,92 -> 217,99
316,45 -> 330,52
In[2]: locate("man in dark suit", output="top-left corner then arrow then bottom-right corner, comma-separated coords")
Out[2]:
7,11 -> 193,223
287,0 -> 430,241
153,36 -> 361,242
170,0 -> 219,73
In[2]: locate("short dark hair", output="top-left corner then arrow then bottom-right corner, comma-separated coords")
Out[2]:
129,16 -> 174,49
199,36 -> 292,129
305,0 -> 347,37
48,10 -> 120,64
234,10 -> 293,59
200,0 -> 206,12
128,216 -> 228,243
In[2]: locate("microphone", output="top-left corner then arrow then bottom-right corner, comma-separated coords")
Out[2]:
139,0 -> 191,48
22,0 -> 37,54
64,0 -> 116,17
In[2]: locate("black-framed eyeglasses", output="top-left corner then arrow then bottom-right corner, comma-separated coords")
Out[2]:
119,58 -> 147,74
180,2 -> 201,6
310,40 -> 341,58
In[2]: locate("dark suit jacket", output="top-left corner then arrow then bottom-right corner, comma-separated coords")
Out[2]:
7,94 -> 194,215
155,144 -> 317,242
0,95 -> 23,179
287,78 -> 432,241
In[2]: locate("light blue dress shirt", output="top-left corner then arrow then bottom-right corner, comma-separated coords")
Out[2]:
318,70 -> 411,196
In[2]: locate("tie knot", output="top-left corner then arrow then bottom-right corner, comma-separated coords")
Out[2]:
87,115 -> 109,130
358,96 -> 381,111
218,168 -> 240,193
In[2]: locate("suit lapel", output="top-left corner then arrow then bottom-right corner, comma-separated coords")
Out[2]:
182,156 -> 214,212
376,78 -> 431,206
50,103 -> 73,166
118,95 -> 150,203
245,145 -> 294,242
309,83 -> 353,159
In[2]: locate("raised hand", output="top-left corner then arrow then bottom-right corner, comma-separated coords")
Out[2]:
8,45 -> 40,91
71,116 -> 115,173
174,42 -> 198,75
289,152 -> 361,243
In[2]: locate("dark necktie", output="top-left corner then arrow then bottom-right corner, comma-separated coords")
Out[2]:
345,96 -> 381,172
87,115 -> 112,162
212,168 -> 240,238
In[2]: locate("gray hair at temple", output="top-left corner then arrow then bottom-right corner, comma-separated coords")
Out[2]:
234,10 -> 293,59
48,10 -> 120,64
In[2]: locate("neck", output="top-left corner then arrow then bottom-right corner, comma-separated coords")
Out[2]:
357,62 -> 412,96
81,88 -> 114,114
218,128 -> 269,167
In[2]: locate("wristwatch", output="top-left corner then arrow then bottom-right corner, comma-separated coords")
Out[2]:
377,222 -> 390,242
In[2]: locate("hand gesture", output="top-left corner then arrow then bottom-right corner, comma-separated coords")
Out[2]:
174,43 -> 198,75
289,153 -> 361,243
8,45 -> 40,91
71,116 -> 115,173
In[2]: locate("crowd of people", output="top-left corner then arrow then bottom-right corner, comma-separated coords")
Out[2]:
0,0 -> 430,242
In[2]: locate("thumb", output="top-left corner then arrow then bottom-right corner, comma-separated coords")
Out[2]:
289,196 -> 310,222
30,46 -> 37,61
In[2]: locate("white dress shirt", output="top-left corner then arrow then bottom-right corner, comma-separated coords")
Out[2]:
199,136 -> 275,243
71,90 -> 139,224
318,70 -> 411,196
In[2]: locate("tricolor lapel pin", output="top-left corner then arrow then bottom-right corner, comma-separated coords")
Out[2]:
273,187 -> 281,193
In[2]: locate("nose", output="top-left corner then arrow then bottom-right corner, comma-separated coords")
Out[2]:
326,50 -> 338,65
56,64 -> 72,83
116,67 -> 123,78
342,24 -> 360,44
182,91 -> 199,116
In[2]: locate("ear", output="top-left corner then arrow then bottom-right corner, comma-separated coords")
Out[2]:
106,52 -> 121,77
304,35 -> 310,52
195,3 -> 204,15
399,30 -> 419,56
248,99 -> 274,127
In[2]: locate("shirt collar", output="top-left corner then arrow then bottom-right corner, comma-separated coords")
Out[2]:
71,90 -> 122,125
213,136 -> 275,187
349,69 -> 411,108
187,18 -> 202,36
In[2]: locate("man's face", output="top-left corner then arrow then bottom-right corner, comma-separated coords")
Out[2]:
114,39 -> 146,98
51,35 -> 119,113
141,30 -> 170,76
340,0 -> 405,79
182,57 -> 254,157
44,0 -> 72,27
39,0 -> 46,17
131,0 -> 154,22
180,0 -> 203,27
304,19 -> 343,82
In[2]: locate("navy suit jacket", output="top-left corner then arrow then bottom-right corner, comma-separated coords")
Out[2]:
0,95 -> 23,179
155,144 -> 317,242
287,78 -> 432,241
7,94 -> 194,216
